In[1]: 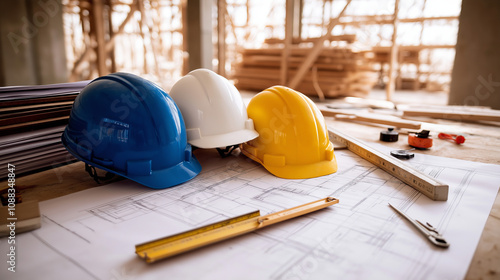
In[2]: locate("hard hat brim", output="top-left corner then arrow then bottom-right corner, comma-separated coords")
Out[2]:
189,129 -> 259,149
241,143 -> 338,179
62,134 -> 202,189
126,159 -> 202,189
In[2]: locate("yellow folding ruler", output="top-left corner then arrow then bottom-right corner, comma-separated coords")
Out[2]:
136,197 -> 339,263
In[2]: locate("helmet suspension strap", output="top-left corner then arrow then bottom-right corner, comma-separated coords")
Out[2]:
216,145 -> 239,158
85,163 -> 115,183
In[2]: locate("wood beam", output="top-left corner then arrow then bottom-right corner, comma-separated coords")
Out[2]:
265,34 -> 357,44
138,0 -> 161,78
181,0 -> 189,75
288,0 -> 352,89
335,15 -> 458,26
107,0 -> 116,73
185,0 -> 213,71
92,0 -> 108,76
217,0 -> 226,76
71,1 -> 138,80
105,2 -> 137,53
292,0 -> 303,40
281,0 -> 294,85
386,0 -> 400,101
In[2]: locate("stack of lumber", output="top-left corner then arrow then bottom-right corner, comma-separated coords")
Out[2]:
0,81 -> 89,179
232,46 -> 378,97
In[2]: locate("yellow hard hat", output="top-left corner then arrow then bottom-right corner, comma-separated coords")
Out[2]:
241,86 -> 337,179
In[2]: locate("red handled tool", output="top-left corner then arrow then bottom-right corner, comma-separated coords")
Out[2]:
438,133 -> 465,144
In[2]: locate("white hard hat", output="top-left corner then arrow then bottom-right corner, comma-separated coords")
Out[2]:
170,68 -> 259,149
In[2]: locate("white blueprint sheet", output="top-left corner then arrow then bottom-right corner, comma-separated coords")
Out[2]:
2,147 -> 500,280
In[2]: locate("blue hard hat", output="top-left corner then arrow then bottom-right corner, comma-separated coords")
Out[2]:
61,72 -> 202,189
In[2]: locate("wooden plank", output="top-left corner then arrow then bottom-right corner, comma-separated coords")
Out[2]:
371,45 -> 456,53
265,34 -> 357,44
240,60 -> 348,71
234,61 -> 378,97
240,59 -> 367,71
399,16 -> 458,23
232,67 -> 356,81
233,66 -> 378,84
243,55 -> 365,66
234,75 -> 366,90
335,15 -> 457,26
236,78 -> 373,97
320,107 -> 422,129
234,65 -> 378,78
402,108 -> 500,122
241,46 -> 365,58
236,79 -> 325,95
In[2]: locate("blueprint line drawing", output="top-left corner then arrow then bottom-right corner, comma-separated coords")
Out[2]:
1,148 -> 499,280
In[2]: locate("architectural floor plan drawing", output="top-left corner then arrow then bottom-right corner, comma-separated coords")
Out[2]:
2,148 -> 500,280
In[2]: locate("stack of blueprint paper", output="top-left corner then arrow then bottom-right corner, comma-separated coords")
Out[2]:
0,81 -> 89,179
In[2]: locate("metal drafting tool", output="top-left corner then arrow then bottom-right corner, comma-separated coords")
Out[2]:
136,197 -> 339,263
389,203 -> 450,248
328,128 -> 449,201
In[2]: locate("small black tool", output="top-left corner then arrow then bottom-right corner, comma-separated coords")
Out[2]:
380,127 -> 399,142
390,149 -> 415,160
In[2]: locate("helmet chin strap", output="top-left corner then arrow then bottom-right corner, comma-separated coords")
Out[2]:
85,163 -> 115,183
216,145 -> 240,158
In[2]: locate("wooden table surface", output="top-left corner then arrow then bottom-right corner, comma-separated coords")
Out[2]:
3,107 -> 500,280
326,117 -> 500,280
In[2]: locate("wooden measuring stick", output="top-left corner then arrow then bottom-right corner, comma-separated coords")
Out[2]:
136,197 -> 339,263
328,128 -> 448,201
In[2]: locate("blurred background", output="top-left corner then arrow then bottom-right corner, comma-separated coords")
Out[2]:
0,0 -> 498,107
